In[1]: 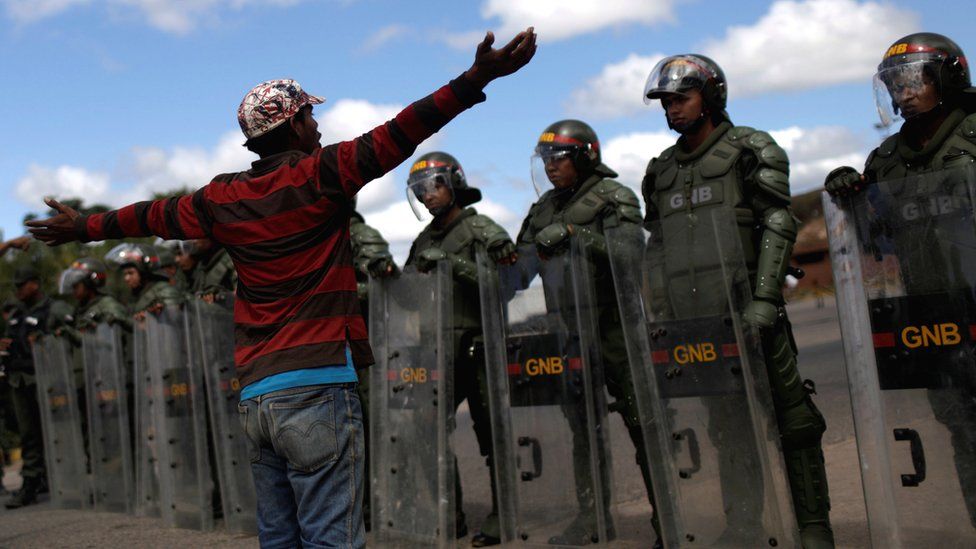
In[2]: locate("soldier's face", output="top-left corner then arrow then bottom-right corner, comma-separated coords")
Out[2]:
544,156 -> 578,189
122,267 -> 142,290
890,72 -> 940,118
661,90 -> 705,133
14,280 -> 38,303
72,282 -> 93,303
176,252 -> 196,272
420,180 -> 454,214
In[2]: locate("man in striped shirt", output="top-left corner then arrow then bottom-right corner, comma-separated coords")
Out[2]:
27,28 -> 537,547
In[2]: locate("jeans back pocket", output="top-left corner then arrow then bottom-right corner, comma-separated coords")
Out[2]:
269,392 -> 339,473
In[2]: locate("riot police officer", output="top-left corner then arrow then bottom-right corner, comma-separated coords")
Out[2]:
643,54 -> 832,547
105,243 -> 183,315
825,33 -> 976,535
1,266 -> 73,508
520,119 -> 653,545
59,258 -> 131,337
184,239 -> 237,299
405,151 -> 516,546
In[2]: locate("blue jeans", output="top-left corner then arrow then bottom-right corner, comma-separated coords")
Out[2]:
238,383 -> 365,548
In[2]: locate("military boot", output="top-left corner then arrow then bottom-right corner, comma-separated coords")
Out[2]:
5,476 -> 45,509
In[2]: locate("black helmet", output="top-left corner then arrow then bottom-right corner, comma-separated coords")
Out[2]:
534,119 -> 601,170
406,151 -> 481,220
644,54 -> 730,127
875,33 -> 975,126
59,257 -> 108,295
531,120 -> 617,195
105,243 -> 165,279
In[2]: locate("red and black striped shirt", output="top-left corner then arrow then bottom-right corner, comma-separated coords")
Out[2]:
72,74 -> 487,387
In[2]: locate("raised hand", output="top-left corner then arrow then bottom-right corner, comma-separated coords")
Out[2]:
465,27 -> 538,88
25,198 -> 81,246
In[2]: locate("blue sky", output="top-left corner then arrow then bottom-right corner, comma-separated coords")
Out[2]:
1,0 -> 971,260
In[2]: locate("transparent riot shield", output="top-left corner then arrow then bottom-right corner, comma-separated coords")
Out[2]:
478,243 -> 619,546
608,210 -> 799,548
369,262 -> 455,547
32,335 -> 91,509
133,316 -> 162,518
824,165 -> 976,548
145,306 -> 214,530
81,323 -> 133,513
191,296 -> 257,535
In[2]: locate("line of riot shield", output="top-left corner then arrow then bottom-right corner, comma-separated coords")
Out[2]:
81,323 -> 133,513
144,305 -> 214,531
368,262 -> 456,547
477,242 -> 621,546
32,335 -> 91,509
191,296 -> 257,535
606,209 -> 799,548
133,316 -> 162,518
824,164 -> 976,547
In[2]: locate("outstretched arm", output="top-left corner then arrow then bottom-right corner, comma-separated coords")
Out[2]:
27,28 -> 537,247
316,28 -> 537,200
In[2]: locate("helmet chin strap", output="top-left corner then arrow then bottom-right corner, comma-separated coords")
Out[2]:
673,110 -> 707,134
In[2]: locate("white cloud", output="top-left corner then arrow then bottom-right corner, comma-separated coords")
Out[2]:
701,0 -> 919,97
15,165 -> 112,210
567,53 -> 665,119
361,24 -> 410,53
445,0 -> 675,48
4,0 -> 313,33
771,126 -> 869,193
601,125 -> 870,197
602,130 -> 675,193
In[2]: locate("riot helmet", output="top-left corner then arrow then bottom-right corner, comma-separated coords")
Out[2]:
406,152 -> 481,221
105,243 -> 165,281
530,119 -> 602,195
874,33 -> 974,128
644,54 -> 730,130
58,257 -> 108,295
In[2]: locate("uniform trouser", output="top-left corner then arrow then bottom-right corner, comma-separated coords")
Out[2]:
453,332 -> 500,537
929,387 -> 976,527
0,378 -> 21,456
763,317 -> 831,532
563,312 -> 657,534
9,379 -> 45,481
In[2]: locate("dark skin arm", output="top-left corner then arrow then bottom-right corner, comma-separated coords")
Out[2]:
26,28 -> 538,246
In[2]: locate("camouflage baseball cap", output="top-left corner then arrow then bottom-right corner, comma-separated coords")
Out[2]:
238,79 -> 325,140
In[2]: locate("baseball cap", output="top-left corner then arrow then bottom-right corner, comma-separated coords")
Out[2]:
237,79 -> 325,140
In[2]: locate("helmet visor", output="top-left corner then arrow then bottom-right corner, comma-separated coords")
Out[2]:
530,147 -> 574,197
406,172 -> 454,222
874,59 -> 942,128
58,268 -> 87,296
105,243 -> 149,270
644,55 -> 714,104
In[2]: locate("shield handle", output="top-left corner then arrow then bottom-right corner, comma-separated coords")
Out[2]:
893,428 -> 927,487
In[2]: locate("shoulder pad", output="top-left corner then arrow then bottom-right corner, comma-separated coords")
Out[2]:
466,214 -> 511,246
592,178 -> 624,196
876,134 -> 898,158
655,145 -> 679,164
958,113 -> 976,140
725,126 -> 756,142
350,220 -> 387,245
